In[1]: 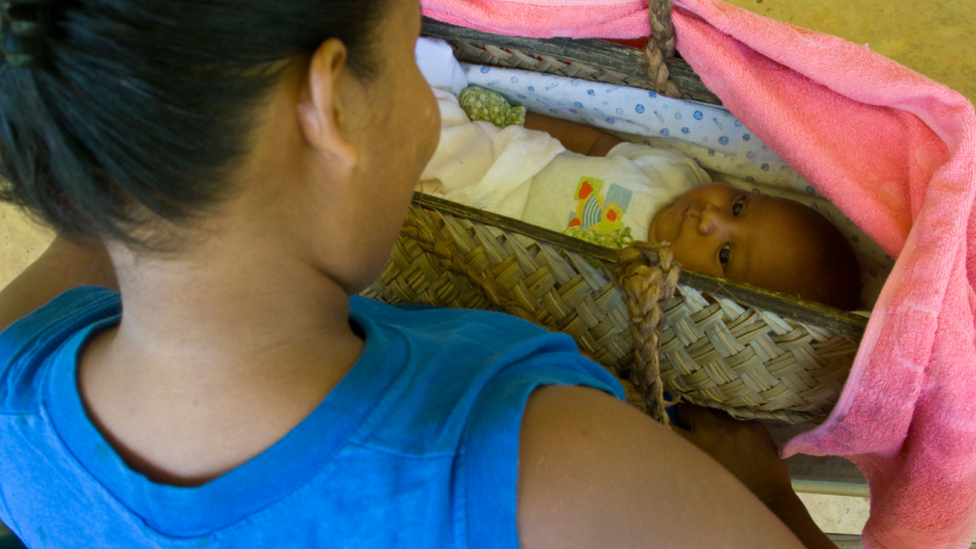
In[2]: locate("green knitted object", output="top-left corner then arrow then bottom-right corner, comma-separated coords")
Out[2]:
458,86 -> 526,128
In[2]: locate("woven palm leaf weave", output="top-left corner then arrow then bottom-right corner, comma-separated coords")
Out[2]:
363,195 -> 867,424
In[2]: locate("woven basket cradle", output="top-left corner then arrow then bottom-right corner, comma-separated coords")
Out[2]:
361,11 -> 870,425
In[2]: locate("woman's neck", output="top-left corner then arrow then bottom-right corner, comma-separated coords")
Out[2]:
78,228 -> 365,486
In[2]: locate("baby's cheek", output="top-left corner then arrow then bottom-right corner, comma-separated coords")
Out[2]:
668,242 -> 720,277
647,212 -> 661,241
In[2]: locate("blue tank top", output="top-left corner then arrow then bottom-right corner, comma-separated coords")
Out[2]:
0,287 -> 622,548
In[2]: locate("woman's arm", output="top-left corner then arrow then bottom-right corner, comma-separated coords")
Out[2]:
517,386 -> 836,549
0,236 -> 118,333
524,112 -> 622,157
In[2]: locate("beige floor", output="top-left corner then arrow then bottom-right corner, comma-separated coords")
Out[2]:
724,0 -> 976,105
0,201 -> 52,291
1,0 -> 974,542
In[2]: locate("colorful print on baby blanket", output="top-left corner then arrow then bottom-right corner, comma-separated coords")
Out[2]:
564,177 -> 635,249
568,177 -> 633,233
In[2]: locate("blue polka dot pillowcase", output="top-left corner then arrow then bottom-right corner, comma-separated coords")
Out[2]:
464,63 -> 786,185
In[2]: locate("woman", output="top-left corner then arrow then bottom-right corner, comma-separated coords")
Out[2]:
0,0 -> 835,547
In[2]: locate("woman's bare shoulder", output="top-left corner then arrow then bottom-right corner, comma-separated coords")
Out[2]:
0,237 -> 117,334
516,385 -> 806,549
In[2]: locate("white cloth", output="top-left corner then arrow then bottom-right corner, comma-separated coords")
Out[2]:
418,89 -> 711,239
418,87 -> 566,219
415,37 -> 469,96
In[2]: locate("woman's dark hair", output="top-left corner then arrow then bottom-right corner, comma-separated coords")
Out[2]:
0,0 -> 388,249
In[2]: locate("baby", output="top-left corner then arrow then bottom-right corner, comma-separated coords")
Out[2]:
647,182 -> 861,310
420,86 -> 860,310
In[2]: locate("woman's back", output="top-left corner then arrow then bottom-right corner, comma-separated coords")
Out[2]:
0,289 -> 623,546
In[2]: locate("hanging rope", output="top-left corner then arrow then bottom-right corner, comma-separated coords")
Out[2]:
615,241 -> 681,425
644,0 -> 682,99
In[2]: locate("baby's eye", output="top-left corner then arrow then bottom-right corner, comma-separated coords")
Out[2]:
719,244 -> 731,267
732,197 -> 746,216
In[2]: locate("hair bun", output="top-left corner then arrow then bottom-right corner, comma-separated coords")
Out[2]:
1,0 -> 54,71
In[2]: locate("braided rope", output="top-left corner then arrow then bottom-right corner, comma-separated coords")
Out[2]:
615,242 -> 681,425
644,0 -> 682,98
452,40 -> 647,89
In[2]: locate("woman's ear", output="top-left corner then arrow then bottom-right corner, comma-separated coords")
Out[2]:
297,38 -> 359,168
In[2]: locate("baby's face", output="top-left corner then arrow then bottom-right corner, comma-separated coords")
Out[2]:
648,184 -> 826,297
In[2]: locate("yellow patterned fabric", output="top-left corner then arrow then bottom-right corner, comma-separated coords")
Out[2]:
562,226 -> 634,250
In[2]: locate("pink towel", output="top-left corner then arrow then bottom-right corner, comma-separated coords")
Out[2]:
669,3 -> 976,548
421,1 -> 976,547
421,0 -> 650,38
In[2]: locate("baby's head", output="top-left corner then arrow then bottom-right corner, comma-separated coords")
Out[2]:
648,183 -> 861,310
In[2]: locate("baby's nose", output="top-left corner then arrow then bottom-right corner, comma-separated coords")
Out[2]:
696,205 -> 729,238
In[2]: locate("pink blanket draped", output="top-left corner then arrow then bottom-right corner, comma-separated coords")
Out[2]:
421,0 -> 650,38
421,1 -> 976,547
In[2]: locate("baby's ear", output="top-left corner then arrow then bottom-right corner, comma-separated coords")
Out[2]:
297,39 -> 358,168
